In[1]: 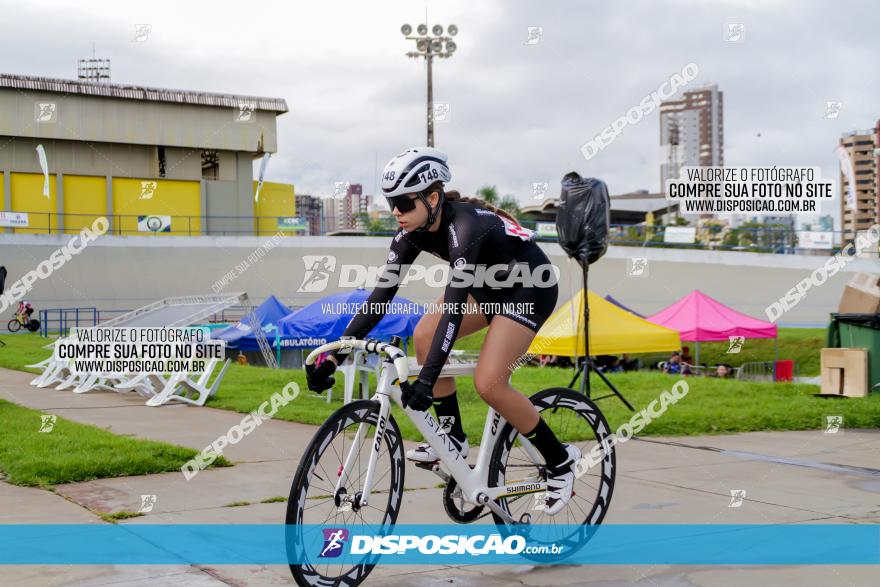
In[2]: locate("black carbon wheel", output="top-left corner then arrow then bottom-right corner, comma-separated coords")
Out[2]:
488,387 -> 616,561
286,400 -> 405,587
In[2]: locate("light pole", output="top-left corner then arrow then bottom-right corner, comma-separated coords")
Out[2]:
401,22 -> 458,147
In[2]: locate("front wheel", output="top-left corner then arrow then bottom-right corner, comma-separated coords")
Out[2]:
488,387 -> 616,559
7,318 -> 22,333
286,399 -> 405,587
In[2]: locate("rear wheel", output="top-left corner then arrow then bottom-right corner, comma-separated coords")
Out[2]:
488,387 -> 615,560
286,400 -> 405,587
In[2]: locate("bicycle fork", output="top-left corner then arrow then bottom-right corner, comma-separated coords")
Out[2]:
333,370 -> 396,510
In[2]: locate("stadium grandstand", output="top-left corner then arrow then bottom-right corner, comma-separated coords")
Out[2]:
0,73 -> 292,236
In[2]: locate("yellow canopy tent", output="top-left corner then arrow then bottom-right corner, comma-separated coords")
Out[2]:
527,290 -> 681,356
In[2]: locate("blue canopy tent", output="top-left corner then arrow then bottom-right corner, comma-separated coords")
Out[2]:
276,289 -> 425,350
604,295 -> 645,318
213,295 -> 294,351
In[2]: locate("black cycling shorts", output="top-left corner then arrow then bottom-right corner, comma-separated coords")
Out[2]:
467,245 -> 558,333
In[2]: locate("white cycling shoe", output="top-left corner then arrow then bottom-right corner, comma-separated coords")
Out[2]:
544,444 -> 581,516
406,436 -> 469,463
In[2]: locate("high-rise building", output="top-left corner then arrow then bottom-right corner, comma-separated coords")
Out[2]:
327,183 -> 373,232
659,84 -> 724,192
839,123 -> 879,244
335,183 -> 373,230
294,194 -> 323,236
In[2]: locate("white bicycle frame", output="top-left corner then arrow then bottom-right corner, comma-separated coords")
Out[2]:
306,339 -> 547,525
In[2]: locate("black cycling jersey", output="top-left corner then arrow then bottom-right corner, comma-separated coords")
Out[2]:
335,200 -> 558,388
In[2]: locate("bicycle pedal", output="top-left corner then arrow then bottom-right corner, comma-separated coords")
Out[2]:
413,460 -> 440,471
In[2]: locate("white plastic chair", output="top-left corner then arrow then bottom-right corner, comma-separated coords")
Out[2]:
333,350 -> 377,405
71,372 -> 132,394
145,358 -> 231,407
113,371 -> 167,398
34,358 -> 75,388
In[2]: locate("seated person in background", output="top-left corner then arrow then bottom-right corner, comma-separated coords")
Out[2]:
539,354 -> 558,368
525,354 -> 542,367
607,357 -> 624,373
593,355 -> 618,372
556,356 -> 574,369
681,346 -> 694,365
714,363 -> 732,379
664,352 -> 682,374
620,353 -> 640,372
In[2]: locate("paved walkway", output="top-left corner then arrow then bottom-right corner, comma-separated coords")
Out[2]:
1,367 -> 878,586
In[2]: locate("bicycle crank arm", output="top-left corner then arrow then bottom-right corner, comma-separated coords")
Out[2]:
476,493 -> 519,525
414,460 -> 450,483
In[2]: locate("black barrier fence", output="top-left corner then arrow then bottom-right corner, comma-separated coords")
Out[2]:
4,211 -> 876,258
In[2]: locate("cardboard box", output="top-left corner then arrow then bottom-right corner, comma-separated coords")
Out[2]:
838,272 -> 880,314
820,348 -> 869,397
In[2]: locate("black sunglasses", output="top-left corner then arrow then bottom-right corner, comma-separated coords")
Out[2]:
387,194 -> 420,213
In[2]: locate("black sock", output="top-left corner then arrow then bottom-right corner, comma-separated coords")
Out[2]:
432,392 -> 466,442
523,418 -> 568,469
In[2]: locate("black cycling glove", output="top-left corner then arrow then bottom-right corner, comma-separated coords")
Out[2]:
305,359 -> 337,393
400,379 -> 433,411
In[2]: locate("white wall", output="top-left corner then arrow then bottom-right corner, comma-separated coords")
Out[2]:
1,233 -> 875,327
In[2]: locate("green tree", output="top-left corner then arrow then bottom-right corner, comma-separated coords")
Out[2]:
476,185 -> 499,205
722,228 -> 740,247
736,221 -> 764,247
354,212 -> 371,232
499,195 -> 521,220
363,211 -> 396,234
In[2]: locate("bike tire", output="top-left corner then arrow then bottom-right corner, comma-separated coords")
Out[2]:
286,399 -> 405,587
487,387 -> 616,559
7,319 -> 21,333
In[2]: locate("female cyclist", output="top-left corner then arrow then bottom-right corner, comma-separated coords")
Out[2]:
306,147 -> 579,515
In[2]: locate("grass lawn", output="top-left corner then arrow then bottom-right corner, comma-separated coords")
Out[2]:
3,330 -> 877,444
0,399 -> 230,487
205,364 -> 880,442
0,333 -> 56,372
456,328 -> 829,377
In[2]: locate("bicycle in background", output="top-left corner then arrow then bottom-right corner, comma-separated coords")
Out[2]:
7,301 -> 40,333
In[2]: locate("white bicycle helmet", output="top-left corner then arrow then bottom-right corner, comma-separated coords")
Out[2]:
381,147 -> 452,230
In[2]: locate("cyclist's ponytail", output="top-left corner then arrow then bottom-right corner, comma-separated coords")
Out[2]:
434,184 -> 521,226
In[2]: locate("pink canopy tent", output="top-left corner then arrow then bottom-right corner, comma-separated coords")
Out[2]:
646,290 -> 778,365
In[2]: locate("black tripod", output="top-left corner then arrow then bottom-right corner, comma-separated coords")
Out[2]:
566,258 -> 634,411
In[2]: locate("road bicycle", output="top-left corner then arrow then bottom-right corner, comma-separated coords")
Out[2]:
7,306 -> 39,333
286,337 -> 616,587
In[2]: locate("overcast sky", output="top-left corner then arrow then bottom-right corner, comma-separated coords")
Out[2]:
2,0 -> 877,226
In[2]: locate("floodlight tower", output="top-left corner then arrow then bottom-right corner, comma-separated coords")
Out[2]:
401,22 -> 458,147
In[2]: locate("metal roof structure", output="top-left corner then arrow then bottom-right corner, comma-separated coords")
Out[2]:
98,293 -> 249,328
0,73 -> 289,113
91,292 -> 277,368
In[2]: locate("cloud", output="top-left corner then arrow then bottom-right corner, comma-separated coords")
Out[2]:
1,0 -> 876,228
